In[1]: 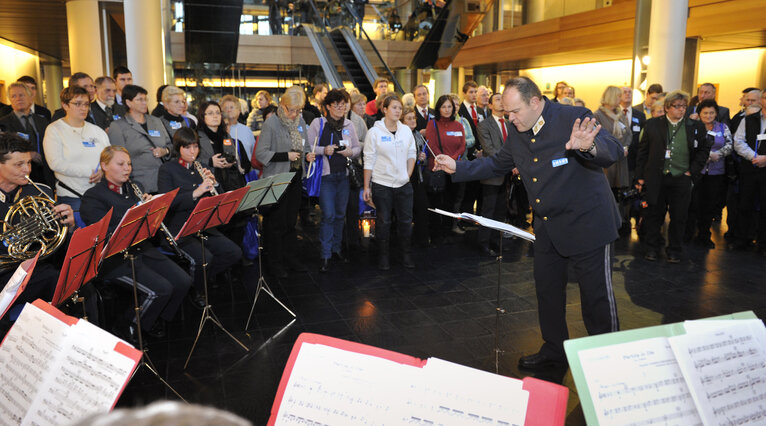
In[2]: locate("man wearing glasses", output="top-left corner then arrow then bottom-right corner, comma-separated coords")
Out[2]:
635,90 -> 711,263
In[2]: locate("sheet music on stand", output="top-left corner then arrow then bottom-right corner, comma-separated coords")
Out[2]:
566,312 -> 766,425
0,300 -> 141,425
270,333 -> 570,426
0,252 -> 40,319
428,208 -> 535,242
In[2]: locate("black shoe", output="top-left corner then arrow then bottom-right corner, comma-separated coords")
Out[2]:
319,258 -> 331,273
518,352 -> 567,371
146,321 -> 166,339
480,246 -> 498,257
666,253 -> 681,263
187,289 -> 206,309
644,251 -> 658,261
332,252 -> 349,263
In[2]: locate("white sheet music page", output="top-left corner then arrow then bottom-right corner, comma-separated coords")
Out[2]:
0,261 -> 29,319
408,357 -> 528,425
669,321 -> 766,425
460,213 -> 536,242
274,343 -> 419,425
22,319 -> 137,426
0,302 -> 69,426
579,337 -> 702,425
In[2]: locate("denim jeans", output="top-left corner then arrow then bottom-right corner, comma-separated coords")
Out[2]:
371,181 -> 413,242
319,171 -> 350,259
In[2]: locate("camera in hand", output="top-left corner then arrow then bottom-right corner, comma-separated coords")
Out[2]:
222,153 -> 237,164
614,186 -> 648,209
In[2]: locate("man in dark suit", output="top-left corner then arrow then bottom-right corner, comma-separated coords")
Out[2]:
620,86 -> 646,176
0,82 -> 55,187
435,77 -> 623,370
634,83 -> 663,118
16,76 -> 51,122
636,90 -> 711,263
113,66 -> 133,106
730,88 -> 760,133
413,84 -> 434,133
91,76 -> 126,130
475,93 -> 511,256
477,85 -> 490,117
730,88 -> 766,255
688,83 -> 730,127
51,72 -> 96,124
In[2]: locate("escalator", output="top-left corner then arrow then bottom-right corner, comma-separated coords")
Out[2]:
301,24 -> 344,90
328,27 -> 375,97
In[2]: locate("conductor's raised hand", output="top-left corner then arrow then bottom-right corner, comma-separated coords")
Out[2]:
565,117 -> 601,152
433,154 -> 456,174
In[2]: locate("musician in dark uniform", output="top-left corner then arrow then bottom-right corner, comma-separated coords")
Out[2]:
157,128 -> 242,300
0,133 -> 74,314
80,146 -> 191,343
434,77 -> 623,370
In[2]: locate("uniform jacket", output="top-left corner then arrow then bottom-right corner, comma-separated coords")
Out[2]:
476,114 -> 510,185
157,159 -> 217,235
453,100 -> 623,257
635,116 -> 711,205
108,113 -> 172,193
90,101 -> 126,130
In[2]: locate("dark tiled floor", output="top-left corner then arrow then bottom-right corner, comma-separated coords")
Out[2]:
116,214 -> 766,425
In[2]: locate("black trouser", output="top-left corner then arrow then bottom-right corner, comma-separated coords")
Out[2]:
459,180 -> 482,214
533,225 -> 619,361
478,183 -> 507,248
427,178 -> 458,238
178,230 -> 242,290
262,173 -> 302,267
644,174 -> 692,255
735,169 -> 766,248
686,173 -> 727,241
103,250 -> 191,330
344,187 -> 361,250
411,171 -> 430,246
371,182 -> 413,243
508,177 -> 529,226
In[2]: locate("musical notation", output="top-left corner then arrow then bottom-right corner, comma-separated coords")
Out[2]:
669,321 -> 766,425
275,343 -> 529,425
579,337 -> 703,426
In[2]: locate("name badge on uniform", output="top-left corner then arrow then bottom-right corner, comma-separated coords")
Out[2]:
113,114 -> 121,121
148,129 -> 161,137
665,149 -> 671,159
632,125 -> 641,132
552,157 -> 568,168
17,132 -> 29,141
381,136 -> 392,142
532,115 -> 545,135
82,139 -> 96,148
757,134 -> 766,141
170,121 -> 182,130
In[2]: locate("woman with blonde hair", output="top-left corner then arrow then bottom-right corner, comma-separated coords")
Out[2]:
255,86 -> 313,277
159,86 -> 195,137
593,85 -> 632,233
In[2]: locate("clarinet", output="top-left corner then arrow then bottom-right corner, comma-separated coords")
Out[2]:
128,180 -> 184,255
193,161 -> 219,196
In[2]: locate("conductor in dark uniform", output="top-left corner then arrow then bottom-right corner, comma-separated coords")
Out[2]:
434,77 -> 623,370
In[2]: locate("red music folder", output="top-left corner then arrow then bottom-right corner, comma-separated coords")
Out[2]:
0,299 -> 141,424
175,186 -> 249,239
0,251 -> 40,320
269,333 -> 569,426
52,208 -> 112,306
101,188 -> 179,259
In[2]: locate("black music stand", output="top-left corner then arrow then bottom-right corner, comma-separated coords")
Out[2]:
429,208 -> 535,373
176,186 -> 250,369
101,189 -> 185,401
237,172 -> 296,330
52,209 -> 112,319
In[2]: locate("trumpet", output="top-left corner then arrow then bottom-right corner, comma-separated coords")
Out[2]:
193,161 -> 218,196
128,180 -> 183,255
0,177 -> 68,270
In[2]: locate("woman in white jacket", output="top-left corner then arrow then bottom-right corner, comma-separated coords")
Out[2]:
363,94 -> 417,270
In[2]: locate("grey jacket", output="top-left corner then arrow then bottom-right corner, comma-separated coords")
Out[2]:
476,115 -> 510,185
255,114 -> 310,178
108,113 -> 172,193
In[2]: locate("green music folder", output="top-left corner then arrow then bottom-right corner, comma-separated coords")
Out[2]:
237,172 -> 295,212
